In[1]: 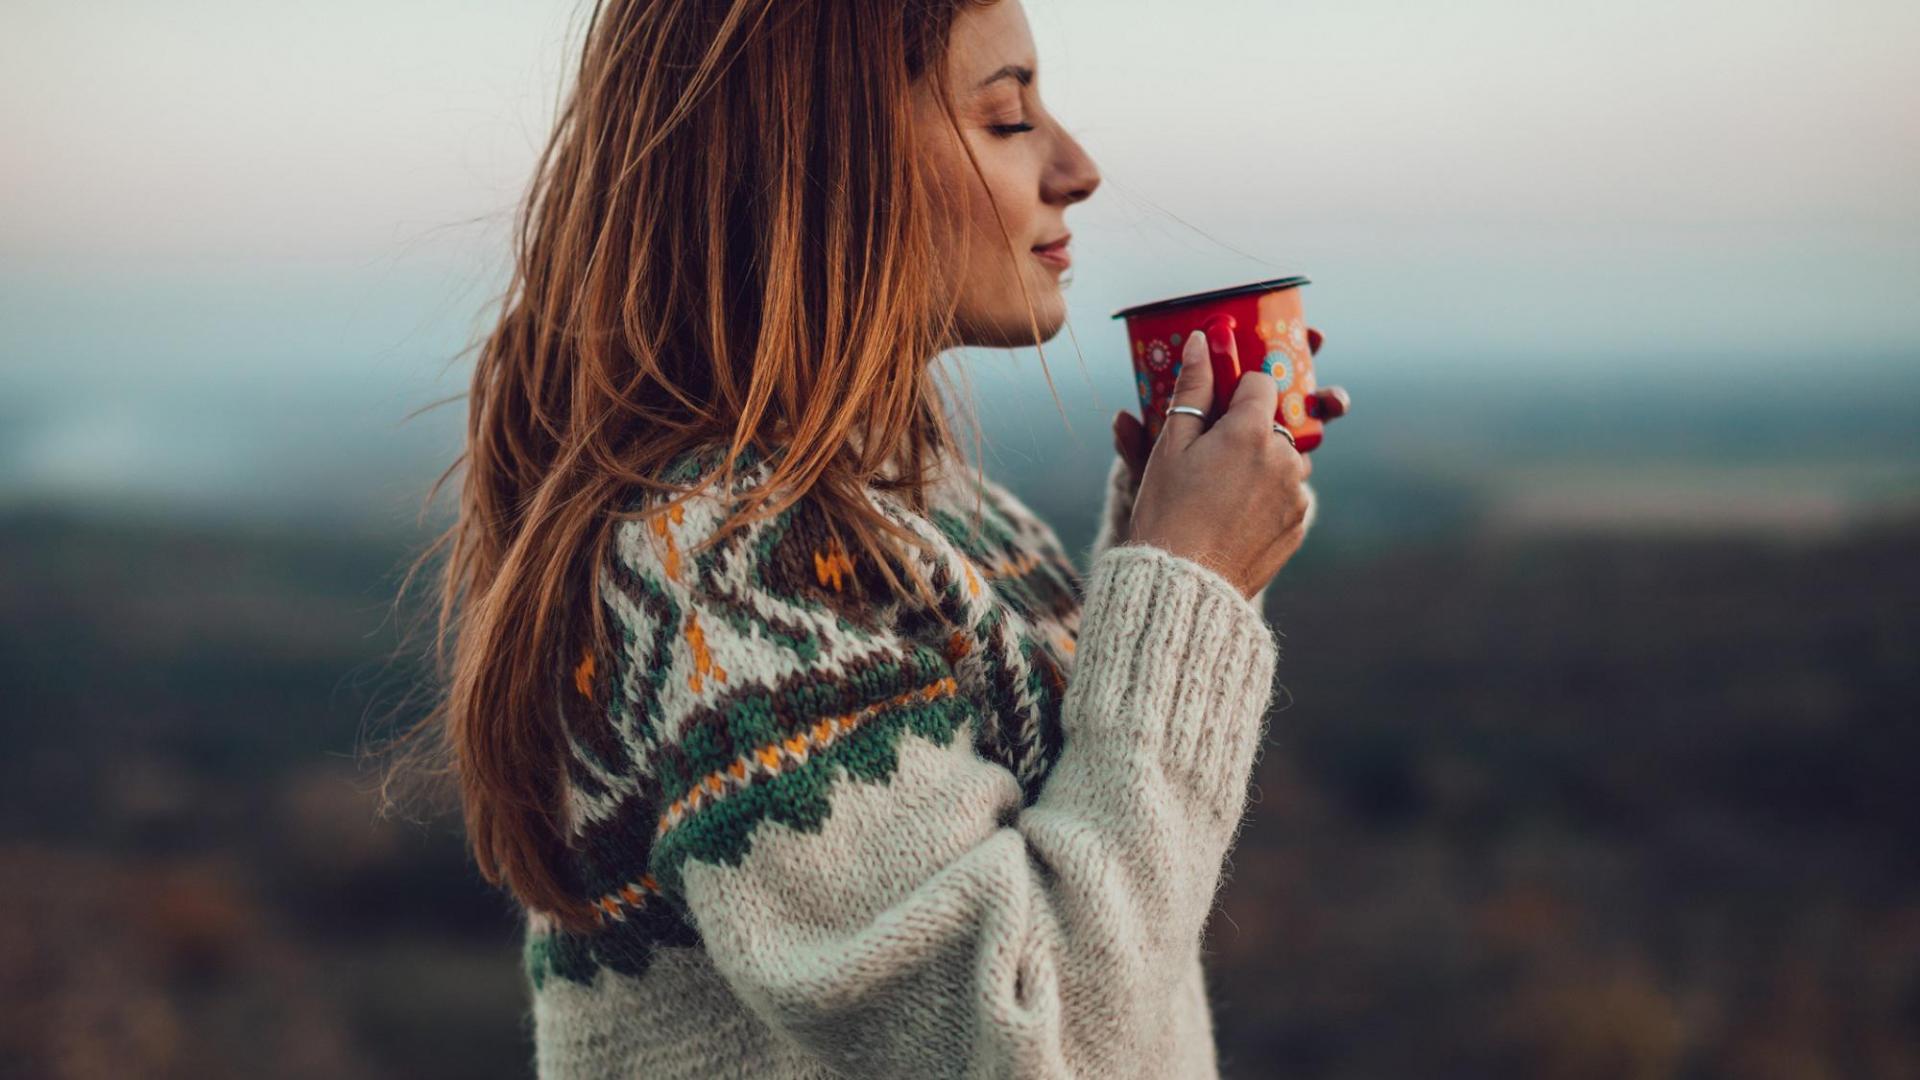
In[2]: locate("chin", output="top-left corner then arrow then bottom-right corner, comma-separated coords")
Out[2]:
953,296 -> 1068,348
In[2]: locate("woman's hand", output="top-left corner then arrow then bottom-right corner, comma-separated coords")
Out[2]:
1123,324 -> 1325,600
1112,326 -> 1347,491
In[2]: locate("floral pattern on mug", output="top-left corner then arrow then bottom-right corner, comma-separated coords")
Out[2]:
1146,339 -> 1173,372
1282,391 -> 1308,426
1290,322 -> 1309,351
1260,350 -> 1293,392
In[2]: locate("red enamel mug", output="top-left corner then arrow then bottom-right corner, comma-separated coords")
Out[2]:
1112,276 -> 1325,451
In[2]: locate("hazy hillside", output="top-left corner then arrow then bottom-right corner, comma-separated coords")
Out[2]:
3,497 -> 1915,1078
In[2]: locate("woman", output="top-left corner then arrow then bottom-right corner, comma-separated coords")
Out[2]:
417,0 -> 1350,1075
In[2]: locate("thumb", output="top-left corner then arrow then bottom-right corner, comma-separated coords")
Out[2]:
1160,327 -> 1215,453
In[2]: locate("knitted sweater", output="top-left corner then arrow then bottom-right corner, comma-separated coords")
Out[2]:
522,442 -> 1317,1079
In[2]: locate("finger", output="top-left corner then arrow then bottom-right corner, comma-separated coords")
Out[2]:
1313,386 -> 1350,420
1160,328 -> 1215,453
1307,326 -> 1324,356
1202,318 -> 1240,418
1221,366 -> 1280,433
1112,410 -> 1148,482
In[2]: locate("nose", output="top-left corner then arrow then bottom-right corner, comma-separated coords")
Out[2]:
1045,126 -> 1101,207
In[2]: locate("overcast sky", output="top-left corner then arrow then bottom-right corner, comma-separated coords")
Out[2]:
3,0 -> 1917,382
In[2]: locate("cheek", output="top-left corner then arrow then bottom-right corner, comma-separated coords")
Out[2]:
933,160 -> 1004,261
959,166 -> 1038,288
970,160 -> 1033,239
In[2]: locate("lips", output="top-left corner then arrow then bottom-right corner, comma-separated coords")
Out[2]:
1032,233 -> 1071,269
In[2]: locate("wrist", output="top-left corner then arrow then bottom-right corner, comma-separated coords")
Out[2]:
1107,454 -> 1141,502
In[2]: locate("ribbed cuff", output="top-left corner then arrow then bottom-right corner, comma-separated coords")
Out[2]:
1067,543 -> 1280,808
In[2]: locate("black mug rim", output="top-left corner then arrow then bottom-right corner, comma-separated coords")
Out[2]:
1110,275 -> 1311,320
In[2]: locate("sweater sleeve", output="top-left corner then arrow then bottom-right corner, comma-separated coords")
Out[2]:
605,488 -> 1280,1078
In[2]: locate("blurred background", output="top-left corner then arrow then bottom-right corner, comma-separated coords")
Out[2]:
4,0 -> 1916,1076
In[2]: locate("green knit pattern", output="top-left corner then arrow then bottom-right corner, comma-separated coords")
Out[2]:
525,443 -> 1085,992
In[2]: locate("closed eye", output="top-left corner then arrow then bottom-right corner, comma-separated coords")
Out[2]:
990,122 -> 1035,137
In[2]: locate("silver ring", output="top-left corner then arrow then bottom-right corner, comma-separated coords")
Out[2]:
1166,405 -> 1207,421
1271,423 -> 1298,449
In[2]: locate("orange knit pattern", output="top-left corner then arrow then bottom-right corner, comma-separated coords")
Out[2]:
655,676 -> 963,841
987,551 -> 1043,579
590,873 -> 664,925
650,503 -> 687,580
814,541 -> 855,591
684,611 -> 727,692
945,631 -> 973,663
574,650 -> 597,698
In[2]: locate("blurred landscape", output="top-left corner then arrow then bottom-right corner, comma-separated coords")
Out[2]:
6,0 -> 1919,1075
4,351 -> 1917,1078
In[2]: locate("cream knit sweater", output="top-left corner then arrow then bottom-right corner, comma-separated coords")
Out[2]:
523,444 -> 1316,1078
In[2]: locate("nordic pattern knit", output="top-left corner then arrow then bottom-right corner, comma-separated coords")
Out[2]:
523,442 -> 1317,1079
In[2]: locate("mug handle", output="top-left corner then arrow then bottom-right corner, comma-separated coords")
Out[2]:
1200,313 -> 1241,418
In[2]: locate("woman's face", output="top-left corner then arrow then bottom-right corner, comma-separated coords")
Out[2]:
916,0 -> 1102,349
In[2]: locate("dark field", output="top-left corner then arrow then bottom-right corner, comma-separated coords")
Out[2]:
2,497 -> 1916,1079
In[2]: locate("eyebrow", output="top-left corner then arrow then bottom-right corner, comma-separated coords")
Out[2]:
974,64 -> 1034,91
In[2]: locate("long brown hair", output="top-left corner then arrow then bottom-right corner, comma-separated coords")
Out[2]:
379,0 -> 1057,935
